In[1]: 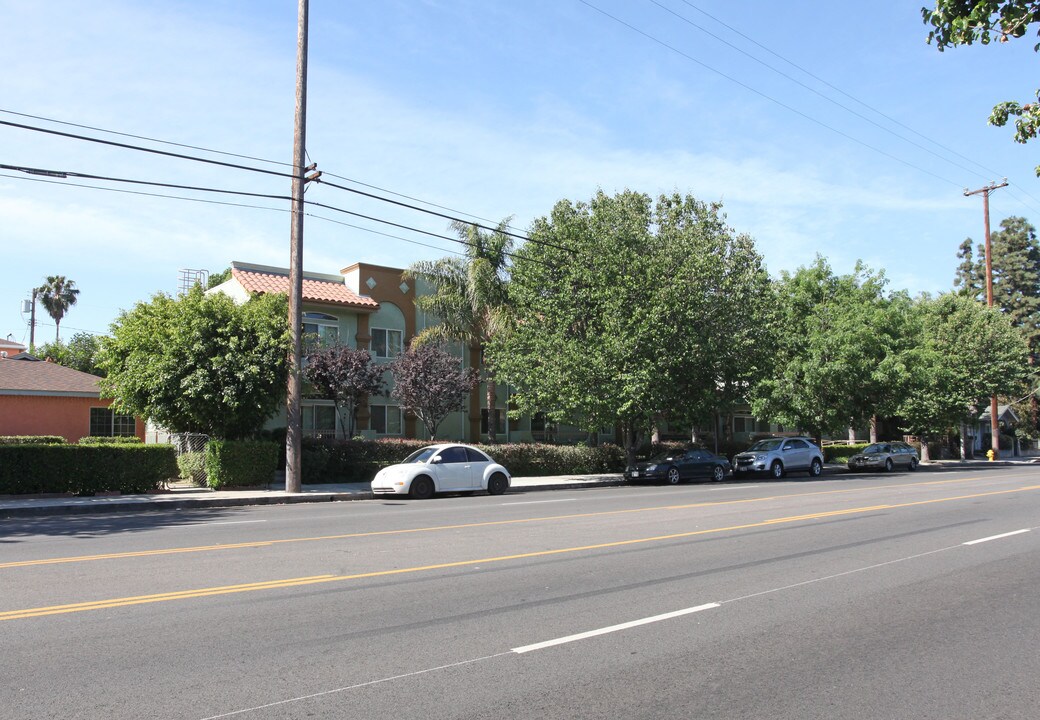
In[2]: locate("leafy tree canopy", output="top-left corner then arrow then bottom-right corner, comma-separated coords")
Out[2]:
391,344 -> 478,439
36,332 -> 105,377
491,189 -> 774,463
750,258 -> 906,443
98,286 -> 290,439
924,1 -> 1040,172
207,267 -> 232,289
897,292 -> 1029,436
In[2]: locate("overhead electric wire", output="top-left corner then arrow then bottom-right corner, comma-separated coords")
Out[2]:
578,0 -> 965,188
645,0 -> 1007,186
0,168 -> 551,266
0,107 -> 295,168
663,0 -> 1040,214
0,110 -> 534,238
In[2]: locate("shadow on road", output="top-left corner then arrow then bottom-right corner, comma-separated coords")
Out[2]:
0,506 -> 246,542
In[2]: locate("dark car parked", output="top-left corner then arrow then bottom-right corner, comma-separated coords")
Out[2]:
626,447 -> 731,485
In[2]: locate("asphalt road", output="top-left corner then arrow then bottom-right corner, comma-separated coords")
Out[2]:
3,465 -> 1039,719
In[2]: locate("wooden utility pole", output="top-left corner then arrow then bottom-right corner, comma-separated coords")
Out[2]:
29,288 -> 37,353
286,0 -> 310,493
964,178 -> 1008,459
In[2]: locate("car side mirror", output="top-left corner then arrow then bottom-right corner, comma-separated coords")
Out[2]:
431,456 -> 442,464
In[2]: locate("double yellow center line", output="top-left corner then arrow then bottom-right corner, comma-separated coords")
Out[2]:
4,482 -> 1038,622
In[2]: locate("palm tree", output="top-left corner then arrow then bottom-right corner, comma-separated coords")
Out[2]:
405,217 -> 514,442
37,276 -> 80,342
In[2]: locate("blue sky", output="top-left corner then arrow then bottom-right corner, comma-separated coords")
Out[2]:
3,0 -> 1039,346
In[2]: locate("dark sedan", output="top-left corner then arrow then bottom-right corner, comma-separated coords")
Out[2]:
626,447 -> 731,485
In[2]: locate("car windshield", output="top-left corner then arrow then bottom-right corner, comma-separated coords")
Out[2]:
748,439 -> 783,451
403,447 -> 438,464
863,444 -> 885,454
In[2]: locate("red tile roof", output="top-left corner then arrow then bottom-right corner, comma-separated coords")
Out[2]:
232,267 -> 378,310
0,358 -> 102,396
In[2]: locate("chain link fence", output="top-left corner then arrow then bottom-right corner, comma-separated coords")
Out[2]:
170,433 -> 209,486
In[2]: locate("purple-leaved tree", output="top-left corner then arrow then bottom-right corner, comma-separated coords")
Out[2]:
304,346 -> 385,438
391,344 -> 478,439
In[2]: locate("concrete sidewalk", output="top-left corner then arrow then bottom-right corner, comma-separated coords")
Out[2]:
2,458 -> 1034,518
0,474 -> 630,518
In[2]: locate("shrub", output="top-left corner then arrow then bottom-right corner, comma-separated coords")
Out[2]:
206,440 -> 279,489
0,436 -> 65,445
0,445 -> 177,495
78,436 -> 143,445
177,451 -> 208,486
823,443 -> 871,463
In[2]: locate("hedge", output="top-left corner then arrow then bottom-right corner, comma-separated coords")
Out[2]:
823,443 -> 871,463
0,436 -> 65,445
206,440 -> 280,489
0,445 -> 178,495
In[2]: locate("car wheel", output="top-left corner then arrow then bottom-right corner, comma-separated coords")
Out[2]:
884,458 -> 893,473
711,465 -> 725,483
770,461 -> 784,479
487,473 -> 508,495
409,475 -> 435,500
909,457 -> 918,471
666,467 -> 681,485
809,458 -> 822,477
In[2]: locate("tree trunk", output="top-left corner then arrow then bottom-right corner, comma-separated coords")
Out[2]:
485,372 -> 497,444
651,423 -> 660,444
624,424 -> 639,468
690,424 -> 698,445
869,415 -> 878,443
847,426 -> 856,443
920,437 -> 931,463
959,422 -> 970,460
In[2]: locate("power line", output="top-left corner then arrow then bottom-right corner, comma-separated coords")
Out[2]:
0,110 -> 535,237
0,170 -> 550,266
0,107 -> 295,168
645,0 -> 1005,185
0,119 -> 299,181
578,0 -> 964,188
661,0 -> 1040,213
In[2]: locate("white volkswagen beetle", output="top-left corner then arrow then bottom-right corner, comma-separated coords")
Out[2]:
370,443 -> 511,499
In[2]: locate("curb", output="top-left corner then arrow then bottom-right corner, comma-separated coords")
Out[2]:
0,492 -> 374,518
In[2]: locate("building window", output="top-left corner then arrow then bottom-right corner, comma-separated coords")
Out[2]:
302,403 -> 337,438
481,409 -> 506,435
89,407 -> 137,437
371,328 -> 403,358
303,312 -> 339,349
370,404 -> 403,435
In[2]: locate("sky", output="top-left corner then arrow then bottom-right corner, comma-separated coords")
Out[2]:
3,0 -> 1040,347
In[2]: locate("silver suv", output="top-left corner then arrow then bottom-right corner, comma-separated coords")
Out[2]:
733,437 -> 824,479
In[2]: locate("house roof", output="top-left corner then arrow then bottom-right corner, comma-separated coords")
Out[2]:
978,404 -> 1019,423
232,266 -> 379,310
0,357 -> 102,397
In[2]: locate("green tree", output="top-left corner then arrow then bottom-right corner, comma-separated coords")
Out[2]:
405,217 -> 514,442
924,1 -> 1040,173
953,217 -> 1040,436
37,275 -> 80,342
897,293 -> 1029,457
750,258 -> 900,445
207,267 -> 232,289
36,332 -> 105,376
98,286 -> 290,439
491,190 -> 774,465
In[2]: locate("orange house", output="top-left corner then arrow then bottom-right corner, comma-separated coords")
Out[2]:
0,355 -> 144,442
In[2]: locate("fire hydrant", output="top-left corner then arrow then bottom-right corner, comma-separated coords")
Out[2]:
986,449 -> 996,462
